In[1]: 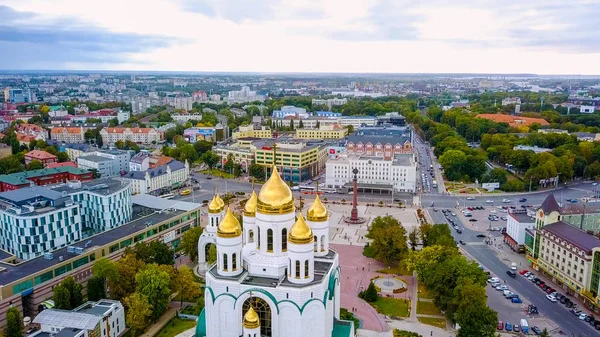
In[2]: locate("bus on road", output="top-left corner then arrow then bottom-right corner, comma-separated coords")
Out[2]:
160,193 -> 175,199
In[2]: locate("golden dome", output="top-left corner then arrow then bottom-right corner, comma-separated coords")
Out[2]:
244,190 -> 258,217
243,306 -> 260,329
217,208 -> 242,238
257,166 -> 294,214
208,195 -> 224,214
215,194 -> 225,208
288,213 -> 314,244
307,194 -> 328,222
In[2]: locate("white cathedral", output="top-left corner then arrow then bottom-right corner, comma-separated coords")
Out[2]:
196,166 -> 354,337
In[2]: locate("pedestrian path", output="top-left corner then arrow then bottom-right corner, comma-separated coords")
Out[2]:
173,328 -> 195,337
139,305 -> 178,337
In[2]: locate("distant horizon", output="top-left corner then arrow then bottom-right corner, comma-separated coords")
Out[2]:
2,70 -> 600,79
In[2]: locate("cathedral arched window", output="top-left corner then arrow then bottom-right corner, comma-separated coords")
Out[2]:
304,260 -> 309,279
321,235 -> 327,252
281,228 -> 287,251
223,253 -> 228,271
243,297 -> 271,336
267,229 -> 273,252
295,260 -> 300,279
249,230 -> 254,243
232,253 -> 237,271
314,235 -> 318,252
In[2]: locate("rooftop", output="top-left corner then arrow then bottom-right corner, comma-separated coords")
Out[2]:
476,114 -> 550,127
50,178 -> 130,196
124,160 -> 186,180
25,150 -> 57,160
542,221 -> 600,254
77,155 -> 113,163
509,212 -> 535,223
33,310 -> 100,331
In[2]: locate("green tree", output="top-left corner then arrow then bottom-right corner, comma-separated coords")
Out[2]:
539,328 -> 550,337
92,258 -> 117,280
173,266 -> 201,308
124,292 -> 153,336
53,276 -> 84,310
200,151 -> 219,170
365,216 -> 408,265
5,307 -> 23,337
131,241 -> 174,265
439,149 -> 468,181
359,282 -> 379,302
87,276 -> 106,301
193,140 -> 213,155
109,253 -> 145,301
408,227 -> 419,251
585,161 -> 600,179
248,163 -> 265,180
207,244 -> 217,264
27,159 -> 44,170
180,226 -> 203,262
455,302 -> 497,337
136,264 -> 172,321
57,152 -> 69,162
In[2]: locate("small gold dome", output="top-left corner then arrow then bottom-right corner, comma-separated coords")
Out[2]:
257,166 -> 294,214
288,213 -> 314,244
307,194 -> 328,222
243,306 -> 260,329
217,208 -> 242,238
208,195 -> 224,214
215,194 -> 225,208
244,190 -> 258,217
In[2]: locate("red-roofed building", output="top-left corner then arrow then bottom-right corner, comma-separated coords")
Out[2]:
475,114 -> 550,127
50,126 -> 85,143
24,150 -> 58,167
100,127 -> 164,145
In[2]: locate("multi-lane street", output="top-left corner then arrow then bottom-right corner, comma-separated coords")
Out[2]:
430,208 -> 599,337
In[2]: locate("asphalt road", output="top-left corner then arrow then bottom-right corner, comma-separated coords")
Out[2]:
413,134 -> 441,195
429,209 -> 599,337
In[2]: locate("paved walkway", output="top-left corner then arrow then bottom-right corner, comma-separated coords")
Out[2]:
139,304 -> 178,337
173,328 -> 195,337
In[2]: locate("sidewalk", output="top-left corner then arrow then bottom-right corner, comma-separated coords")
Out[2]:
140,305 -> 178,337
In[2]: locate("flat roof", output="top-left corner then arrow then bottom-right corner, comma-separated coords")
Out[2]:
77,155 -> 113,163
0,207 -> 187,285
131,194 -> 201,211
509,212 -> 535,223
50,178 -> 129,196
0,186 -> 64,203
0,167 -> 91,185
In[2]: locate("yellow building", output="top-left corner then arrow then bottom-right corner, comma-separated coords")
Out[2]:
213,141 -> 255,171
295,125 -> 348,140
251,141 -> 328,182
232,125 -> 272,139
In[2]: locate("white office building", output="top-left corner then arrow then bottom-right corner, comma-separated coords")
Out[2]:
272,106 -> 310,119
33,300 -> 126,337
325,154 -> 417,193
77,149 -> 133,177
504,209 -> 536,252
123,160 -> 190,195
227,86 -> 265,103
129,152 -> 151,172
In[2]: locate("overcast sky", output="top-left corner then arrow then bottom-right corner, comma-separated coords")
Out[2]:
1,0 -> 599,74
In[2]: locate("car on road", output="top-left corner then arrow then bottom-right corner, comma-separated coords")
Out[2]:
456,228 -> 463,234
511,297 -> 523,303
505,322 -> 512,331
531,326 -> 541,335
546,294 -> 557,302
459,240 -> 466,245
488,277 -> 499,283
451,212 -> 456,216
579,313 -> 588,320
519,198 -> 527,202
502,198 -> 511,203
469,219 -> 477,222
497,321 -> 503,330
513,325 -> 520,332
476,234 -> 486,238
520,270 -> 529,275
497,285 -> 508,291
506,270 -> 516,278
593,182 -> 598,186
490,209 -> 497,213
486,200 -> 494,203
467,196 -> 475,200
501,216 -> 507,221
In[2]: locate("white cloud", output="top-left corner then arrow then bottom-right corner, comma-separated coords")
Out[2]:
2,0 -> 600,74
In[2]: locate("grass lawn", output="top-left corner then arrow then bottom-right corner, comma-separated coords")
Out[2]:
370,297 -> 410,318
418,317 -> 447,329
416,301 -> 442,316
154,317 -> 197,337
417,283 -> 433,299
201,169 -> 234,179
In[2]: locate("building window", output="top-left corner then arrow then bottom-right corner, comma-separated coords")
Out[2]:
281,228 -> 287,251
267,229 -> 273,252
295,260 -> 300,278
305,260 -> 309,279
257,226 -> 261,249
223,253 -> 228,271
232,253 -> 237,270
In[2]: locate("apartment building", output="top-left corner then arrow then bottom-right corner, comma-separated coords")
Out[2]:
64,144 -> 90,161
172,113 -> 203,123
0,167 -> 93,192
24,150 -> 58,167
346,126 -> 413,160
100,127 -> 164,145
325,153 -> 417,193
312,98 -> 347,109
503,209 -> 536,253
77,149 -> 132,177
50,126 -> 85,143
232,124 -> 272,139
295,125 -> 348,140
129,152 -> 151,171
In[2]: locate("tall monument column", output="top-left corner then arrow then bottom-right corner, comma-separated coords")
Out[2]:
345,168 -> 366,224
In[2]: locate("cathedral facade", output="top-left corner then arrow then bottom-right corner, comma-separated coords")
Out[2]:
196,166 -> 354,337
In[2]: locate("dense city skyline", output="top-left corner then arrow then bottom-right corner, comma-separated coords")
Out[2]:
1,0 -> 600,74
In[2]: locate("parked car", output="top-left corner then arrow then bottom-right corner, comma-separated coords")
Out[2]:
513,325 -> 520,332
546,294 -> 557,302
531,326 -> 541,335
488,277 -> 499,283
497,321 -> 504,330
520,270 -> 529,275
469,219 -> 477,222
476,234 -> 486,238
511,297 -> 523,303
505,322 -> 512,331
459,240 -> 466,245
